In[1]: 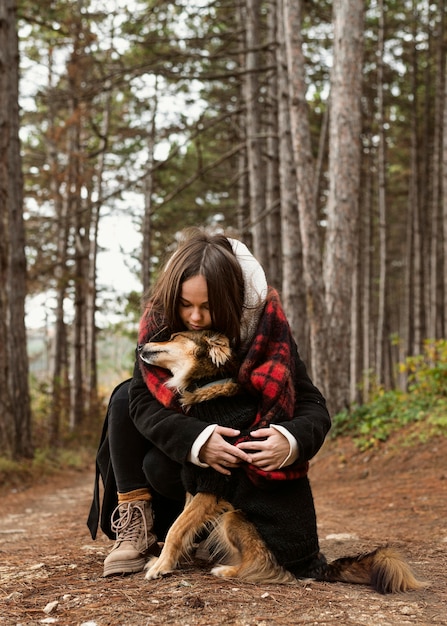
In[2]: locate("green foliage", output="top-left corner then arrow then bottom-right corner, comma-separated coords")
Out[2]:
0,446 -> 93,491
403,339 -> 447,398
331,340 -> 447,450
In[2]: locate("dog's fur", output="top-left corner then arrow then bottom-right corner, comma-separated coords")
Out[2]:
140,330 -> 241,408
139,330 -> 426,593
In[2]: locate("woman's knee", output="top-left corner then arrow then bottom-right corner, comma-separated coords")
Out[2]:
108,381 -> 131,425
143,449 -> 184,501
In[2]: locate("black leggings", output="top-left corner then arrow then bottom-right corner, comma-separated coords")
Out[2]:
108,380 -> 185,501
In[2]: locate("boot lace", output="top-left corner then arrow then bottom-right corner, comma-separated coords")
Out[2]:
111,501 -> 150,547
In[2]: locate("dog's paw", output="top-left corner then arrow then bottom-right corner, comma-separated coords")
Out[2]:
144,557 -> 173,580
211,564 -> 238,579
143,556 -> 159,572
145,567 -> 162,580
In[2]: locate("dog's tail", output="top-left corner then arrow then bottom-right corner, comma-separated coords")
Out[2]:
316,547 -> 426,594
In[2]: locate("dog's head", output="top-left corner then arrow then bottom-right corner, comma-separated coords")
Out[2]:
139,330 -> 237,393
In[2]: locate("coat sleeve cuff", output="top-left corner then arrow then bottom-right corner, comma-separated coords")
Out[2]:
188,424 -> 217,467
271,424 -> 299,468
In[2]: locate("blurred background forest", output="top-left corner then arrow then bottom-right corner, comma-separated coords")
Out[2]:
1,0 -> 446,468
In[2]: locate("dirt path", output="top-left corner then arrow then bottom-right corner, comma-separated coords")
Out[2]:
1,436 -> 446,626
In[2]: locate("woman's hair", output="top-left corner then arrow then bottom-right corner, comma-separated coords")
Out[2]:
145,228 -> 245,346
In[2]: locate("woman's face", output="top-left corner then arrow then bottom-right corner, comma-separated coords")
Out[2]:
178,274 -> 212,331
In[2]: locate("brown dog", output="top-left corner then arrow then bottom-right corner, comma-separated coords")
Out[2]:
139,330 -> 425,592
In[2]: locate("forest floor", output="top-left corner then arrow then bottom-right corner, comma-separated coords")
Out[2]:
0,433 -> 446,626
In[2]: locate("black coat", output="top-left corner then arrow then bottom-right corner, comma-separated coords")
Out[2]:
87,343 -> 331,574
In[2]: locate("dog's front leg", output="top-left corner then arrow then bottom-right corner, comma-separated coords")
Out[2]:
145,492 -> 234,580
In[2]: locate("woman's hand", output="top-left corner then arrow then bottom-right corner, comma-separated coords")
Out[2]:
199,426 -> 252,476
236,427 -> 292,472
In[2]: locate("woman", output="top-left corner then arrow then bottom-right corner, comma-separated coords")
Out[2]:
87,228 -> 331,578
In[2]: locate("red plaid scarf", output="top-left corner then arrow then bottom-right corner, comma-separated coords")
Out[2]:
137,288 -> 309,483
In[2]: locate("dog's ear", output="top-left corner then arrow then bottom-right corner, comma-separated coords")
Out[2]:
204,333 -> 232,367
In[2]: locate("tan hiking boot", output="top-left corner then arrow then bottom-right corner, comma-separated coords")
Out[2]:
103,500 -> 158,576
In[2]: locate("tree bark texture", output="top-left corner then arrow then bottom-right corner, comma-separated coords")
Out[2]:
0,0 -> 33,458
244,0 -> 269,267
283,0 -> 328,395
323,0 -> 364,412
0,0 -> 13,455
276,0 -> 308,361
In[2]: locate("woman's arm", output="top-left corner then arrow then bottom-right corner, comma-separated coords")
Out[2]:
129,359 -> 251,470
237,342 -> 331,468
281,340 -> 331,462
129,359 -> 206,465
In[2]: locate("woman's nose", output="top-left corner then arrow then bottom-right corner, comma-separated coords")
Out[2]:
190,307 -> 202,320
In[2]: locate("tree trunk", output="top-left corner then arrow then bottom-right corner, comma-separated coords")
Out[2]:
323,0 -> 364,412
142,87 -> 158,294
375,0 -> 388,385
360,144 -> 374,401
44,44 -> 70,446
428,1 -> 445,339
443,37 -> 447,337
85,82 -> 113,412
86,191 -> 99,411
235,7 -> 250,244
6,0 -> 32,458
244,0 -> 268,266
48,189 -> 70,446
0,0 -> 33,458
68,1 -> 88,430
265,2 -> 282,288
350,244 -> 360,404
276,0 -> 308,358
0,0 -> 13,456
283,0 -> 328,393
410,3 -> 423,355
